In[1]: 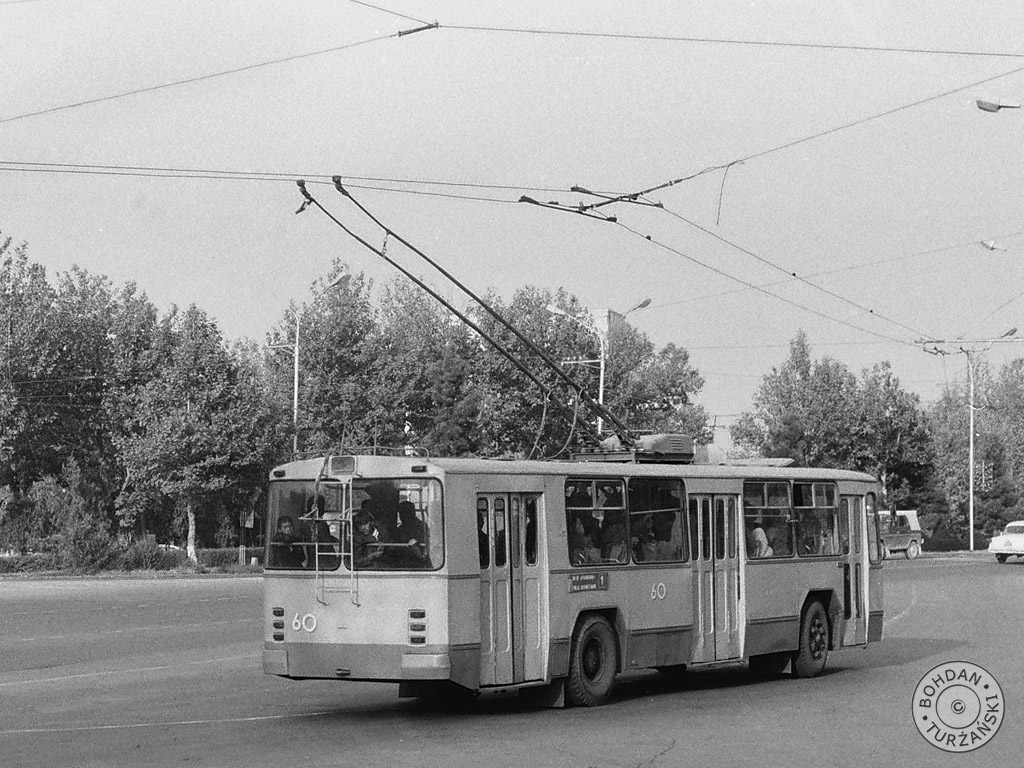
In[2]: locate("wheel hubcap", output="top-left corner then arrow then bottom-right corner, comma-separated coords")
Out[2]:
582,638 -> 604,680
809,617 -> 827,659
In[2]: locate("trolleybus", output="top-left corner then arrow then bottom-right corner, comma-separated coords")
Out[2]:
262,435 -> 883,706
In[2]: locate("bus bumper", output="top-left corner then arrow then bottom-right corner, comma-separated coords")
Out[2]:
262,643 -> 452,681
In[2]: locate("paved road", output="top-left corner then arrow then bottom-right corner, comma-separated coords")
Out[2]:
1,556 -> 1022,767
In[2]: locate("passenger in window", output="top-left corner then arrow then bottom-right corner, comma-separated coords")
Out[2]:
389,500 -> 428,566
652,510 -> 680,560
272,515 -> 306,568
747,526 -> 773,558
566,483 -> 592,508
632,514 -> 657,562
352,509 -> 383,568
569,514 -> 596,565
395,501 -> 426,545
600,512 -> 629,562
597,484 -> 623,508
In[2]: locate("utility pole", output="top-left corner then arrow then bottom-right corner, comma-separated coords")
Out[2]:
919,333 -> 1024,550
268,274 -> 348,455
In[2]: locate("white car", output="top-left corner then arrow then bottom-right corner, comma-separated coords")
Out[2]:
988,521 -> 1024,563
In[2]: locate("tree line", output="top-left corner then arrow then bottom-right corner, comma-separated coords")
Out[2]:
0,234 -> 1013,567
0,237 -> 708,566
730,332 -> 1024,548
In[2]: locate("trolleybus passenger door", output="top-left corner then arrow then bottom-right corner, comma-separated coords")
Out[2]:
689,495 -> 742,663
477,493 -> 544,686
713,496 -> 742,660
839,496 -> 868,646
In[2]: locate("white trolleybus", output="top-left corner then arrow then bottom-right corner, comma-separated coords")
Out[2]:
262,435 -> 884,706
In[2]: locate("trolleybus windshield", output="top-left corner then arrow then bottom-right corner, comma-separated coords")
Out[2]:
266,477 -> 443,571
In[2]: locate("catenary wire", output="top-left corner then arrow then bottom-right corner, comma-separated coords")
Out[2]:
0,34 -> 394,126
658,204 -> 938,340
653,232 -> 1024,311
613,220 -> 916,347
443,24 -> 1024,60
344,0 -> 431,26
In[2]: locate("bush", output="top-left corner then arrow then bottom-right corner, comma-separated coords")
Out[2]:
0,552 -> 59,573
116,540 -> 187,571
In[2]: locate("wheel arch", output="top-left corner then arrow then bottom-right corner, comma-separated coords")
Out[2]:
571,608 -> 625,673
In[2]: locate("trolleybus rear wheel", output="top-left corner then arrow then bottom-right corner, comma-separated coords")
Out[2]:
792,601 -> 829,678
567,614 -> 618,707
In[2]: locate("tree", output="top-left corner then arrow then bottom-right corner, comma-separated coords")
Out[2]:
265,265 -> 379,453
732,333 -> 937,513
117,306 -> 283,562
732,332 -> 860,467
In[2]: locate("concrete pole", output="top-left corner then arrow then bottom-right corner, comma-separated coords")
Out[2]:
967,351 -> 975,551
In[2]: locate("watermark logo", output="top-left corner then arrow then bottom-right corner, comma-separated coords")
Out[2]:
912,661 -> 1004,752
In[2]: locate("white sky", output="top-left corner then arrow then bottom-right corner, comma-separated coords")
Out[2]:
2,1 -> 1024,439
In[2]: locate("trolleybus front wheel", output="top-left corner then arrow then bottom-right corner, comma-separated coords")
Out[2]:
567,614 -> 618,707
792,601 -> 829,678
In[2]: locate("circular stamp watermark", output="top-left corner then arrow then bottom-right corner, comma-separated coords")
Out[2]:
912,661 -> 1004,752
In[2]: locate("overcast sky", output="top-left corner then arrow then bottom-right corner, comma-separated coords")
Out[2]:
3,1 -> 1024,439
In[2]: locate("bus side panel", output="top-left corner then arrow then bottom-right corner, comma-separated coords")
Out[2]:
624,565 -> 693,670
444,474 -> 483,690
868,562 -> 884,642
743,561 -> 839,656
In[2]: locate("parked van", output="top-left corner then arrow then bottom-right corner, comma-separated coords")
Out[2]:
879,510 -> 923,559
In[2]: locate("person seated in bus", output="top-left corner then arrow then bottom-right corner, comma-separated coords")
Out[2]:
568,513 -> 601,565
385,501 -> 429,567
313,519 -> 341,569
565,481 -> 592,508
600,512 -> 629,563
352,510 -> 384,568
631,514 -> 658,562
272,515 -> 306,568
596,483 -> 623,509
747,525 -> 773,559
652,509 -> 680,560
394,501 -> 426,547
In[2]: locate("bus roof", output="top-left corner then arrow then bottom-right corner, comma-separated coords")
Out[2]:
270,453 -> 878,484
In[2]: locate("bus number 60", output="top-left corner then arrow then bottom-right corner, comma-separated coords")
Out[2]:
650,582 -> 667,600
292,613 -> 317,633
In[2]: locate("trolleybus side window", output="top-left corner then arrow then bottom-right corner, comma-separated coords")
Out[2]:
793,482 -> 839,556
478,497 -> 490,568
627,477 -> 686,563
743,481 -> 794,558
524,496 -> 538,566
493,497 -> 507,567
565,479 -> 628,565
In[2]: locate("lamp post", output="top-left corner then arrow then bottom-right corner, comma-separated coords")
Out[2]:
546,298 -> 651,435
976,98 -> 1021,113
270,274 -> 347,454
965,349 -> 978,552
921,332 -> 1023,550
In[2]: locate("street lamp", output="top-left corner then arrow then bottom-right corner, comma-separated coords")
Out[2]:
270,274 -> 347,454
546,298 -> 651,435
976,98 -> 1021,113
